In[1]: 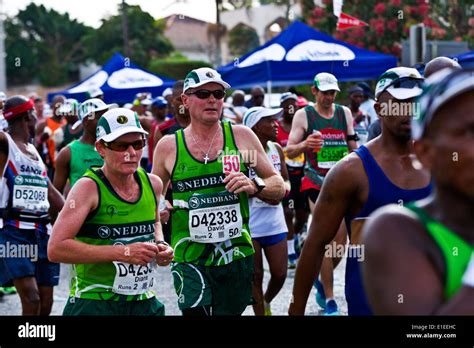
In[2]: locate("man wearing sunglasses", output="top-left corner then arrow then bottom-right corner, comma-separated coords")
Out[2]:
152,67 -> 285,316
289,67 -> 432,316
48,108 -> 174,315
362,68 -> 474,315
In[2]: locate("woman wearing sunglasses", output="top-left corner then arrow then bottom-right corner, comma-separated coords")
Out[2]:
48,108 -> 174,316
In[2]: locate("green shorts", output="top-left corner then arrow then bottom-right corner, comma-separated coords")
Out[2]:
171,255 -> 254,315
63,296 -> 165,316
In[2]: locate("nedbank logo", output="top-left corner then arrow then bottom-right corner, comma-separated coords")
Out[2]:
98,226 -> 111,238
174,174 -> 225,193
14,176 -> 24,185
189,196 -> 200,209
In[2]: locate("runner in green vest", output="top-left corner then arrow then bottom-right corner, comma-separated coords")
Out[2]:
152,67 -> 285,315
287,72 -> 358,315
48,108 -> 174,315
362,68 -> 474,314
54,98 -> 116,195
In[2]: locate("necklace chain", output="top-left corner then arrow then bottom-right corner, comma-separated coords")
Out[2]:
189,125 -> 221,164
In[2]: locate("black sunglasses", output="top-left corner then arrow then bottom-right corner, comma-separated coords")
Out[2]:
186,89 -> 226,99
385,77 -> 424,90
102,139 -> 146,152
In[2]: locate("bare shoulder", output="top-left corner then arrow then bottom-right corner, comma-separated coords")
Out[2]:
231,124 -> 259,150
67,176 -> 99,208
147,173 -> 163,194
56,145 -> 71,163
156,134 -> 176,152
325,151 -> 365,188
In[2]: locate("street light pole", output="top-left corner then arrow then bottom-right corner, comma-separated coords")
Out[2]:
215,0 -> 222,67
121,0 -> 131,58
0,0 -> 7,91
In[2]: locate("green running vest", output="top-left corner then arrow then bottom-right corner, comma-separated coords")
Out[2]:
68,140 -> 104,187
70,167 -> 157,301
171,121 -> 254,266
407,204 -> 473,299
304,104 -> 348,188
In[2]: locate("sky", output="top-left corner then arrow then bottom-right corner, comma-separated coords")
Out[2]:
2,0 -> 218,27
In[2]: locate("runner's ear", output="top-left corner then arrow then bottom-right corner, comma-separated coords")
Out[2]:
413,139 -> 434,171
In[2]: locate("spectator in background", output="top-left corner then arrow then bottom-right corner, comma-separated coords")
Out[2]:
58,99 -> 83,150
223,90 -> 247,124
162,88 -> 174,118
358,82 -> 378,125
245,86 -> 265,108
87,87 -> 104,100
33,97 -> 45,123
348,86 -> 370,146
36,95 -> 67,178
0,92 -> 7,131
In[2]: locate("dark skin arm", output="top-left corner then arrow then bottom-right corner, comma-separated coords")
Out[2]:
0,132 -> 7,173
53,146 -> 71,194
47,179 -> 64,222
362,206 -> 474,315
289,155 -> 361,315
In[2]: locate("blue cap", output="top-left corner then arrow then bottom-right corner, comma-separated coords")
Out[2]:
152,96 -> 168,107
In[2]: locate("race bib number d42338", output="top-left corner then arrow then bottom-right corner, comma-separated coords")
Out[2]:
188,191 -> 243,243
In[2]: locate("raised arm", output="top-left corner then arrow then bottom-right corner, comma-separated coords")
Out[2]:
286,109 -> 308,158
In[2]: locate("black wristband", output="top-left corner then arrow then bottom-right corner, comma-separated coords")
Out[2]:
347,134 -> 359,141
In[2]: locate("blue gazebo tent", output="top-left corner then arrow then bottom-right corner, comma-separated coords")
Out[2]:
48,53 -> 175,104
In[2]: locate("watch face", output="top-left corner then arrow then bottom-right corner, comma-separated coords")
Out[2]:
254,176 -> 265,188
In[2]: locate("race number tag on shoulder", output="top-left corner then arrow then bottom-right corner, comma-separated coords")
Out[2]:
188,191 -> 242,243
112,261 -> 156,295
222,155 -> 240,173
12,175 -> 49,213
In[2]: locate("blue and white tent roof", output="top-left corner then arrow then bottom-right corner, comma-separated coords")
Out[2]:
218,21 -> 398,89
48,53 -> 175,104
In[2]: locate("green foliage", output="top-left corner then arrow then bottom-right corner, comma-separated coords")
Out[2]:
148,57 -> 213,80
5,3 -> 93,86
228,24 -> 260,57
301,0 -> 473,58
84,4 -> 174,69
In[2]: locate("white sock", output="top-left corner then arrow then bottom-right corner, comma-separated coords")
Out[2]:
326,297 -> 334,304
287,239 -> 295,255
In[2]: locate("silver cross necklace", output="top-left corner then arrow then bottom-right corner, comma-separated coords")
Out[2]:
189,124 -> 221,164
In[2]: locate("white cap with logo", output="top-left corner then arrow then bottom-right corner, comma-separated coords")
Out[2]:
243,106 -> 283,129
183,68 -> 231,93
313,72 -> 340,92
375,67 -> 424,100
96,108 -> 148,143
73,98 -> 117,130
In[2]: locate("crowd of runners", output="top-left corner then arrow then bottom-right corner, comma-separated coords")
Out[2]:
0,56 -> 473,316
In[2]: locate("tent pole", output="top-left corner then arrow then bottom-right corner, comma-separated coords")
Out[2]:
266,80 -> 272,107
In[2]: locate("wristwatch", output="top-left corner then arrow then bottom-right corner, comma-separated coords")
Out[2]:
252,176 -> 266,194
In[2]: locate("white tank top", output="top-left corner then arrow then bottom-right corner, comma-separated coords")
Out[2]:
248,141 -> 288,238
1,132 -> 50,230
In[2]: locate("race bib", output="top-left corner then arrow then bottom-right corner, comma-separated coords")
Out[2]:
112,261 -> 156,295
222,155 -> 240,173
12,175 -> 49,213
317,129 -> 348,169
188,191 -> 242,243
